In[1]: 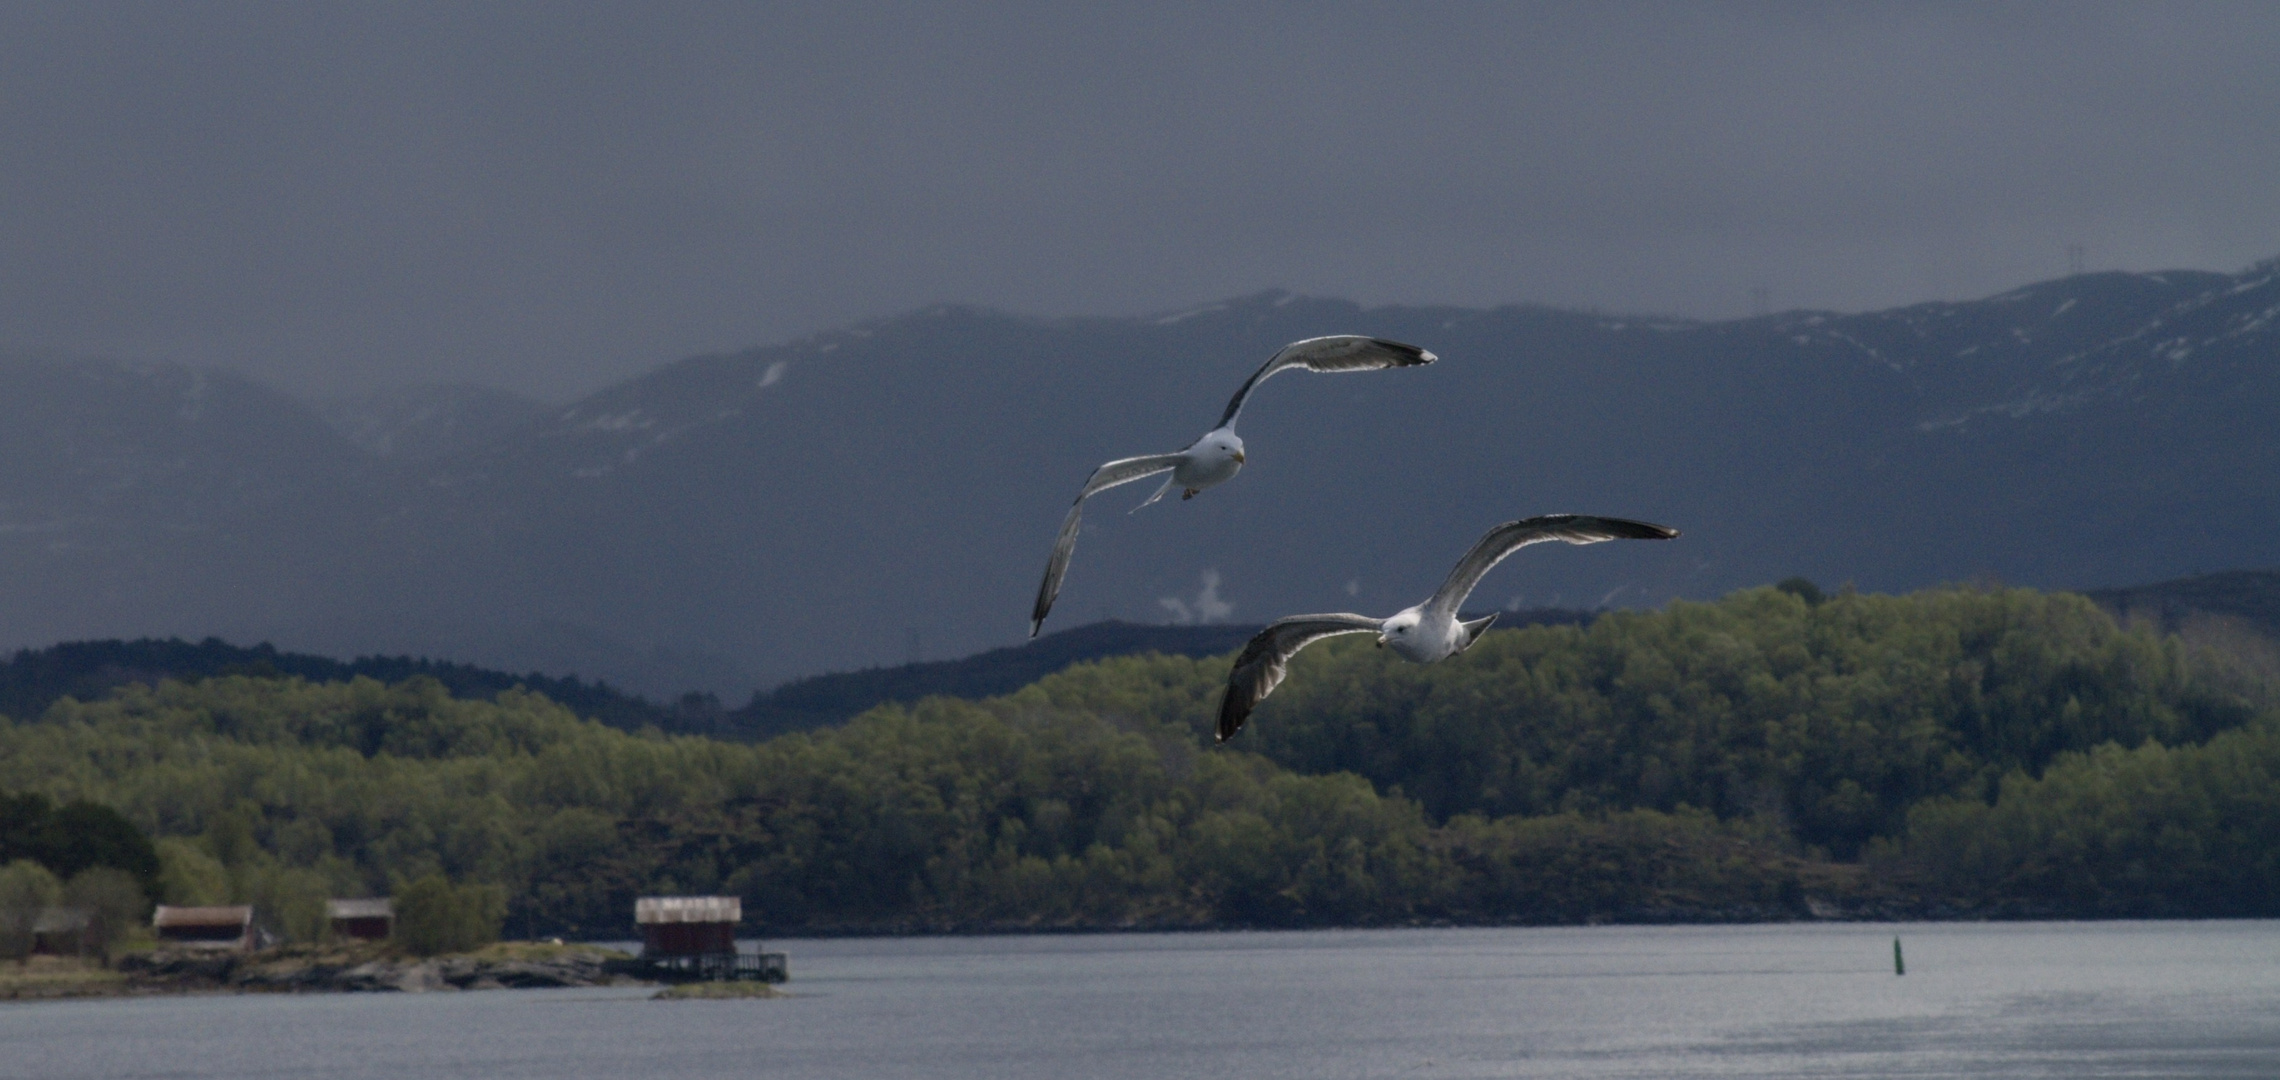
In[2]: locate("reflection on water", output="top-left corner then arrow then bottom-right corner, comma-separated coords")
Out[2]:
4,921 -> 2276,1079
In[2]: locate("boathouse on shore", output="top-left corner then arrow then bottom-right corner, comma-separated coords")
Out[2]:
636,895 -> 739,957
326,898 -> 394,941
633,895 -> 786,983
153,905 -> 258,951
31,907 -> 89,956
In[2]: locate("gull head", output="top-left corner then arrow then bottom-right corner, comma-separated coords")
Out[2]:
1379,609 -> 1439,663
1176,430 -> 1247,491
1210,431 -> 1245,465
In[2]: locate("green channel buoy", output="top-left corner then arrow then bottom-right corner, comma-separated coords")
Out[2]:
1893,936 -> 1905,976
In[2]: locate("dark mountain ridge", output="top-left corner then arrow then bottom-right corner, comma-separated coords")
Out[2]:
4,258 -> 2278,694
2086,569 -> 2280,639
0,609 -> 1607,741
0,637 -> 682,736
317,383 -> 549,461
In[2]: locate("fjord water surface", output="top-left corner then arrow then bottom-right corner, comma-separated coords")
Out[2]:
5,922 -> 2276,1079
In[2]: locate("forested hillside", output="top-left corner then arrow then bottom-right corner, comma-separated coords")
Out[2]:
1214,585 -> 2258,857
728,611 -> 1594,737
0,619 -> 1334,741
0,584 -> 2273,938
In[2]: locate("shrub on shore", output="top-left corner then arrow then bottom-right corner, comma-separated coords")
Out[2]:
394,874 -> 507,956
0,860 -> 63,959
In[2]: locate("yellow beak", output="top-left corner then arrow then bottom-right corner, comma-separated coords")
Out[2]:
1374,636 -> 1386,648
1233,450 -> 1246,464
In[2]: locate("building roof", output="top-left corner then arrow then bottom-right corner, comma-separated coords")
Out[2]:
153,905 -> 253,929
326,898 -> 394,920
33,906 -> 89,934
635,895 -> 741,924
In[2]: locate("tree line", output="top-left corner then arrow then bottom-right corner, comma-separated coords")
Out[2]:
0,584 -> 2271,938
0,791 -> 160,959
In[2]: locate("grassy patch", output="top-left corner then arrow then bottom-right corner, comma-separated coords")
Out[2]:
453,941 -> 633,963
0,957 -> 130,1000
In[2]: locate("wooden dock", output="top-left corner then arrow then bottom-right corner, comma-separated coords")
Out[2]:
639,949 -> 788,984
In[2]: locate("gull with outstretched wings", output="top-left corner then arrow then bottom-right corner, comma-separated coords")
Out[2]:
1029,335 -> 1436,637
1214,514 -> 1678,741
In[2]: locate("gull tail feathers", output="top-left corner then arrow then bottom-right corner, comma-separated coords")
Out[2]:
1459,614 -> 1498,652
1131,475 -> 1177,513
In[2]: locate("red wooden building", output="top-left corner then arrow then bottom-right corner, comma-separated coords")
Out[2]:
326,898 -> 394,941
635,895 -> 739,957
632,895 -> 784,982
152,905 -> 258,951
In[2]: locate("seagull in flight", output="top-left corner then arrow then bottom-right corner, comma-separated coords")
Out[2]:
1029,335 -> 1436,637
1213,514 -> 1678,741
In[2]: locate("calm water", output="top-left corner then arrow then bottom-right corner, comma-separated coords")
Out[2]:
4,922 -> 2277,1079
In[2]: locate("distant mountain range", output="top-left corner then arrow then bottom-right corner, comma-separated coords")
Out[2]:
318,383 -> 548,462
4,258 -> 2278,695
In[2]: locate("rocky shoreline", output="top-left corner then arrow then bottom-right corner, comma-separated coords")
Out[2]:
1,942 -> 650,1000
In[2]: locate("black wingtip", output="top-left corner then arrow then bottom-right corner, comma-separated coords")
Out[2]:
1376,338 -> 1437,366
1214,693 -> 1246,743
1565,515 -> 1679,540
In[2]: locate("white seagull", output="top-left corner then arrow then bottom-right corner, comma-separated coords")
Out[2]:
1029,335 -> 1436,637
1213,514 -> 1678,741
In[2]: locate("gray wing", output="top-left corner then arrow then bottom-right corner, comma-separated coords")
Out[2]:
1215,613 -> 1383,741
1215,335 -> 1436,430
1426,515 -> 1680,619
1030,453 -> 1187,637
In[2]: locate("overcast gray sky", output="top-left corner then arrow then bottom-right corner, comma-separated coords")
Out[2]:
3,2 -> 2276,400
